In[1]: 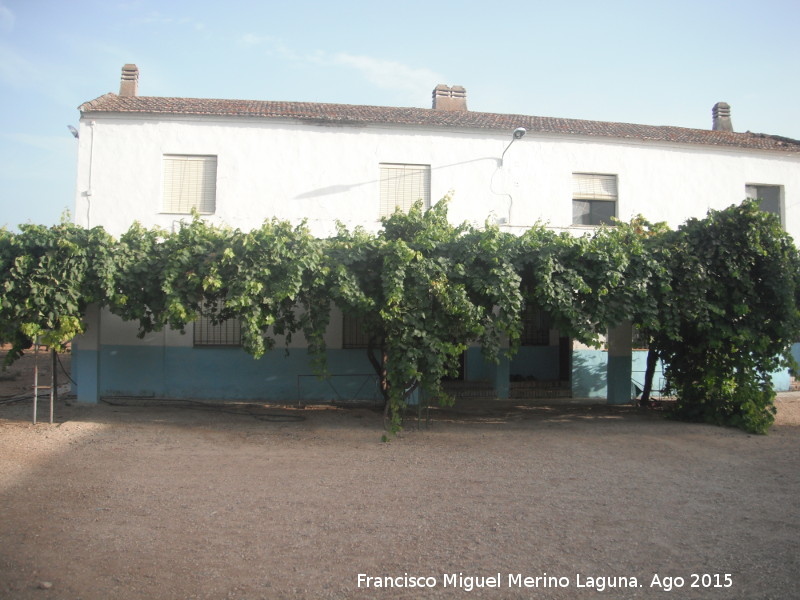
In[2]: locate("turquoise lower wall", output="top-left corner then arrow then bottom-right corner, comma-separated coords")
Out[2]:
607,355 -> 633,404
74,342 -> 800,404
80,345 -> 381,403
631,352 -> 667,397
463,347 -> 491,381
464,345 -> 559,395
462,347 -> 510,398
73,341 -> 99,402
632,351 -> 791,394
510,346 -> 560,380
573,350 -> 667,400
572,350 -> 608,398
791,343 -> 800,369
771,366 -> 791,392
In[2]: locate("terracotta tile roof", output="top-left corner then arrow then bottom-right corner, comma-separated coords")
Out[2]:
79,93 -> 800,154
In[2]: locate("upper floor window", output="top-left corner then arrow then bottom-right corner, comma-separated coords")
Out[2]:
572,173 -> 617,226
746,184 -> 783,226
163,155 -> 217,214
379,163 -> 431,218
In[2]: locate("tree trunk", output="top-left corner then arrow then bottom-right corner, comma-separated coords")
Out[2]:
640,346 -> 658,406
365,338 -> 419,430
366,337 -> 391,427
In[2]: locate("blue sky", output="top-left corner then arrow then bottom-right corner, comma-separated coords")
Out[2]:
1,0 -> 798,230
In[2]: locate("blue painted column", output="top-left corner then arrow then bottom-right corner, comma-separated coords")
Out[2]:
74,304 -> 101,403
493,350 -> 510,399
606,321 -> 633,404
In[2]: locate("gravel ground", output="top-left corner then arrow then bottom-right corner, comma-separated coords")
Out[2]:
1,350 -> 799,599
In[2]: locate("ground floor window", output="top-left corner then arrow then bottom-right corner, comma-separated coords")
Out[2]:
342,313 -> 371,349
521,305 -> 551,346
193,303 -> 241,347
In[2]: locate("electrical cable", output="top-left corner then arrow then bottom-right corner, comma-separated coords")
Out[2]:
57,353 -> 77,386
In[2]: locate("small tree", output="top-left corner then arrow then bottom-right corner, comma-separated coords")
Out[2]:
651,201 -> 800,433
0,220 -> 115,364
327,198 -> 523,432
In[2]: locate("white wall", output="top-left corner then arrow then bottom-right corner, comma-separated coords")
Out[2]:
75,114 -> 800,240
95,302 -> 343,350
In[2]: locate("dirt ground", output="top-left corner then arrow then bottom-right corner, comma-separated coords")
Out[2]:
1,349 -> 799,599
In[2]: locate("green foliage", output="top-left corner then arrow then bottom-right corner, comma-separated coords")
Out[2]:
0,221 -> 115,364
649,201 -> 800,433
108,222 -> 171,332
511,218 -> 668,348
1,198 -> 798,436
327,198 -> 524,431
108,217 -> 330,367
220,219 -> 330,366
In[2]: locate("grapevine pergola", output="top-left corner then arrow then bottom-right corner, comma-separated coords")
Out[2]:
2,199 -> 798,434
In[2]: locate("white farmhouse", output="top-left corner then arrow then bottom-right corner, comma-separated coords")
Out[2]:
71,65 -> 800,405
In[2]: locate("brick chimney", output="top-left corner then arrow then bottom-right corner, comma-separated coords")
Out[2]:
712,102 -> 733,132
432,84 -> 467,111
120,64 -> 139,97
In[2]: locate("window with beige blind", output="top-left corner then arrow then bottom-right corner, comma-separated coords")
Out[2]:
379,163 -> 431,218
572,173 -> 617,226
162,155 -> 217,214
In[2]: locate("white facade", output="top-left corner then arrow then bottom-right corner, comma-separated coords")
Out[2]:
71,67 -> 800,405
74,114 -> 800,240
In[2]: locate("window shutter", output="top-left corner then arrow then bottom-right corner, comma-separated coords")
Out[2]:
572,173 -> 617,201
163,155 -> 217,214
379,164 -> 431,217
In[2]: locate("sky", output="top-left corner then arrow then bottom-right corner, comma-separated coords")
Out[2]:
1,0 -> 799,230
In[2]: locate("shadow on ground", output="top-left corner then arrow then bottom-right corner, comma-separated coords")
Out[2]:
0,394 -> 670,431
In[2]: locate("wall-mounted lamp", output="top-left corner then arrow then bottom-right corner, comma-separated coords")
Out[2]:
500,127 -> 527,165
67,125 -> 79,139
495,127 -> 528,225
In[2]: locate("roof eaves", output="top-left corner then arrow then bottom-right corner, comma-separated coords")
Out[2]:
77,93 -> 800,153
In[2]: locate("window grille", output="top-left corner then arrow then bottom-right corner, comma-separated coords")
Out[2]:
194,310 -> 242,347
572,173 -> 617,226
163,155 -> 217,214
379,163 -> 431,218
521,305 -> 551,346
342,313 -> 372,349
